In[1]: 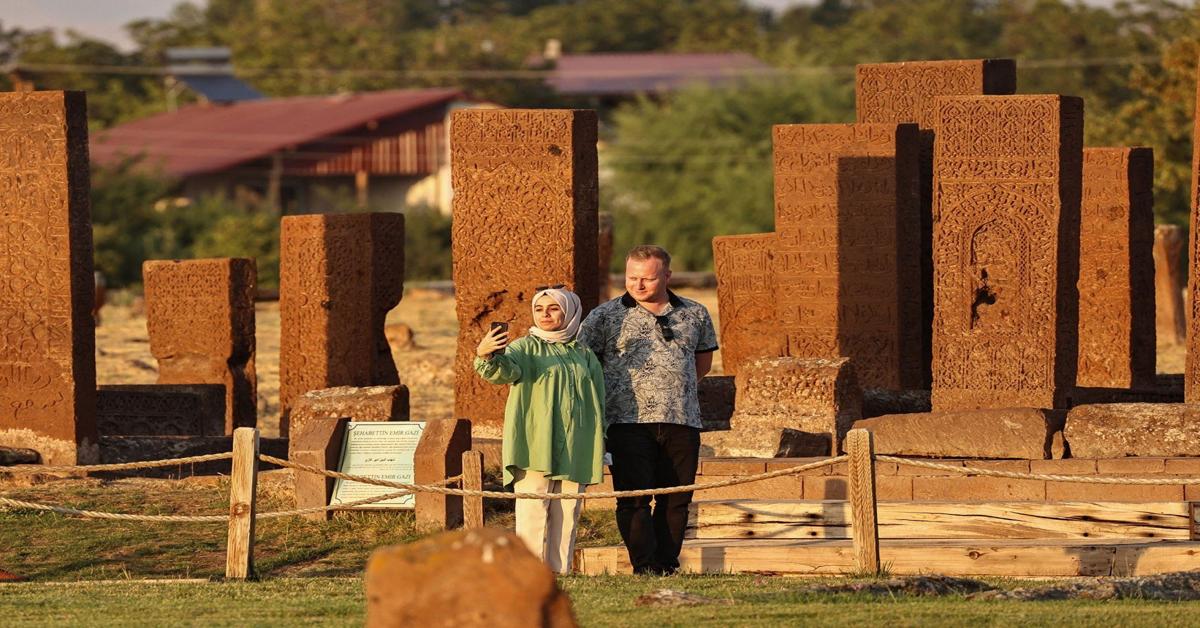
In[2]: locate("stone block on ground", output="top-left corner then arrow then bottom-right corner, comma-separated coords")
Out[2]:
0,447 -> 39,465
702,357 -> 861,457
143,257 -> 257,433
285,385 -> 409,459
1064,403 -> 1200,458
365,527 -> 576,628
96,384 -> 226,436
862,388 -> 932,418
291,416 -> 351,521
414,418 -> 472,529
852,408 -> 1066,459
0,91 -> 97,465
97,435 -> 288,479
451,109 -> 599,436
698,375 -> 735,431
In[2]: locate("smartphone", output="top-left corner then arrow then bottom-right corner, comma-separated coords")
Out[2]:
489,321 -> 509,355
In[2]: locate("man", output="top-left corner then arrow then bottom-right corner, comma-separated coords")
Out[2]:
578,245 -> 718,575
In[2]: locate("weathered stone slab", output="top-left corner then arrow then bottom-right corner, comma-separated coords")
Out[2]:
856,59 -> 1018,390
1069,386 -> 1182,406
772,123 -> 921,390
1077,147 -> 1155,389
1189,59 -> 1200,401
702,357 -> 861,457
712,233 -> 779,376
292,416 -> 350,522
365,528 -> 576,628
450,109 -> 599,436
931,95 -> 1083,410
285,385 -> 409,459
1153,224 -> 1186,345
414,418 -> 471,529
0,447 -> 38,465
279,213 -> 404,432
776,429 -> 832,457
0,91 -> 97,465
96,384 -> 225,436
698,375 -> 735,432
144,257 -> 257,433
1064,403 -> 1200,458
97,435 -> 287,479
852,408 -> 1066,459
862,388 -> 932,418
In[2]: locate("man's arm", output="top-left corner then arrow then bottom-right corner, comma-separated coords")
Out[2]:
694,351 -> 713,379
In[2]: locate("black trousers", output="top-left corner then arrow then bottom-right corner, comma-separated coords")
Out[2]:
606,422 -> 700,572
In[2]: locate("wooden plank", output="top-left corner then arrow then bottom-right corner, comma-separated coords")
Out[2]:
846,429 -> 879,573
688,500 -> 1191,540
225,427 -> 259,580
462,450 -> 484,529
576,538 -> 1200,577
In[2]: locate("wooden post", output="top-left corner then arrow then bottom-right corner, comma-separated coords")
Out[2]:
462,450 -> 484,529
846,428 -> 880,575
226,427 -> 260,580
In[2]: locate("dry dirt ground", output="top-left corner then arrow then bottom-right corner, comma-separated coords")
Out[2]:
96,287 -> 725,438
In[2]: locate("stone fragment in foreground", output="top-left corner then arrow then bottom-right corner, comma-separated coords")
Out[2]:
702,357 -> 861,457
1064,403 -> 1200,458
852,408 -> 1066,459
365,528 -> 576,628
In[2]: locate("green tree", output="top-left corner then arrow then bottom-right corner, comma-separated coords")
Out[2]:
605,76 -> 852,271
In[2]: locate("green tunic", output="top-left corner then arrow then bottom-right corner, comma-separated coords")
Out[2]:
473,335 -> 606,488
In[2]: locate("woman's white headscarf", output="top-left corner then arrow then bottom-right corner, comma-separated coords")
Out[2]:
529,287 -> 582,343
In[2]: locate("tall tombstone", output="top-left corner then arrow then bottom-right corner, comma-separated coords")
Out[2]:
144,258 -> 257,433
450,109 -> 599,435
772,123 -> 922,390
0,91 -> 97,464
712,233 -> 779,376
1077,148 -> 1155,389
1154,224 -> 1187,346
1188,59 -> 1200,402
856,59 -> 1017,388
278,213 -> 404,434
931,95 -> 1083,410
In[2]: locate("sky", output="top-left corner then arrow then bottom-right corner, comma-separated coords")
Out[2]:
1,0 -> 1127,52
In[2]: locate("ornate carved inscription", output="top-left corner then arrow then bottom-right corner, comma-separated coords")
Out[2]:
96,384 -> 226,436
0,91 -> 96,465
856,59 -> 1017,388
144,258 -> 257,433
1077,148 -> 1155,389
771,123 -> 921,389
713,233 -> 779,375
279,213 -> 404,434
931,95 -> 1083,410
450,109 -> 599,435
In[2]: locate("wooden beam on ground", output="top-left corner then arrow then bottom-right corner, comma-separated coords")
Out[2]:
575,538 -> 1200,577
688,500 -> 1193,540
462,450 -> 484,529
846,429 -> 879,574
225,427 -> 259,580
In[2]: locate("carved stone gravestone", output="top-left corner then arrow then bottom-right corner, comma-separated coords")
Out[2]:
1077,147 -> 1155,389
931,95 -> 1083,410
450,109 -> 598,435
856,59 -> 1018,388
712,233 -> 778,376
278,213 -> 404,433
1188,60 -> 1200,402
144,258 -> 257,432
0,91 -> 97,465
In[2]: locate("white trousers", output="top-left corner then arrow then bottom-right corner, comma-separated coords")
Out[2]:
512,468 -> 585,574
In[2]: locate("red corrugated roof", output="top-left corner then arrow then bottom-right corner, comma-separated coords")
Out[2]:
546,52 -> 770,95
91,88 -> 464,177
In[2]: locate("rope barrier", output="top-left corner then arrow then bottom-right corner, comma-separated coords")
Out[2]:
1,452 -> 234,474
877,455 -> 1200,485
262,453 -> 846,499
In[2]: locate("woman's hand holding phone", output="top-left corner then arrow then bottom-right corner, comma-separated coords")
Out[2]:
476,322 -> 509,358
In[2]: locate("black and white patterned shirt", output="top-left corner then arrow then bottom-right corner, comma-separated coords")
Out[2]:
577,291 -> 719,429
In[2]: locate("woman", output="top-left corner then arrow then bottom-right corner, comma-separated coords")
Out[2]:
473,286 -> 605,574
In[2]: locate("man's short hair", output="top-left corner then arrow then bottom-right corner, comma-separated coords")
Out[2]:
626,245 -> 671,270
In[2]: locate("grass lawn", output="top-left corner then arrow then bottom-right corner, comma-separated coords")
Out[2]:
2,575 -> 1200,627
4,478 -> 1200,626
